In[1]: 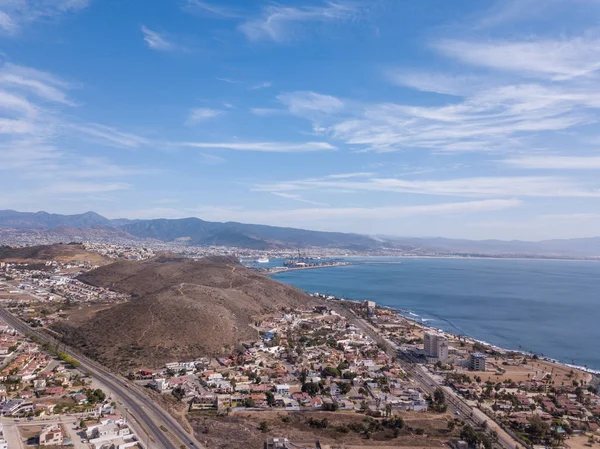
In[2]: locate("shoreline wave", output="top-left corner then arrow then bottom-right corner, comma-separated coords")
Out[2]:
332,297 -> 600,376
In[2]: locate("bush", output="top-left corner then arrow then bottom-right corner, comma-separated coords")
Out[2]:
307,417 -> 329,429
258,421 -> 269,432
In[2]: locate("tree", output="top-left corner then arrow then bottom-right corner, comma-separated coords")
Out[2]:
339,383 -> 351,395
299,369 -> 308,385
322,366 -> 340,378
172,387 -> 185,401
265,391 -> 275,406
434,388 -> 446,405
448,420 -> 456,432
244,397 -> 255,408
302,382 -> 320,396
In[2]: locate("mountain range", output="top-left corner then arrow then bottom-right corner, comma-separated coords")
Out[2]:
2,209 -> 600,257
0,209 -> 378,250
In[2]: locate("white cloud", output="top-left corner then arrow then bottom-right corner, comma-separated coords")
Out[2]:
183,0 -> 240,18
250,81 -> 272,90
216,77 -> 239,84
141,26 -> 175,52
329,83 -> 600,153
146,199 -> 521,227
46,182 -> 131,194
67,123 -> 148,148
256,175 -> 600,198
387,71 -> 482,96
239,1 -> 361,42
271,192 -> 329,207
474,0 -> 600,29
502,156 -> 600,169
435,36 -> 600,81
179,141 -> 336,152
186,107 -> 223,124
0,0 -> 89,34
278,91 -> 344,116
0,11 -> 16,33
0,63 -> 75,104
250,107 -> 285,116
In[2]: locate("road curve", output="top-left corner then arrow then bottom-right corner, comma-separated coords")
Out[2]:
0,307 -> 202,449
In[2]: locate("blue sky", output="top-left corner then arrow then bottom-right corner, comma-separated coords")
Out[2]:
2,0 -> 600,240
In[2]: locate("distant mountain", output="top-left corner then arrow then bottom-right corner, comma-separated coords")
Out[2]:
3,210 -> 600,256
0,210 -> 114,229
120,217 -> 379,250
0,210 -> 380,250
381,236 -> 600,257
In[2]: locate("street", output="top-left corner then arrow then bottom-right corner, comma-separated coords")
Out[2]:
0,307 -> 203,449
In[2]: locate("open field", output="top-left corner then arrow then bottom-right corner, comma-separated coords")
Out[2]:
460,356 -> 592,385
189,410 -> 458,449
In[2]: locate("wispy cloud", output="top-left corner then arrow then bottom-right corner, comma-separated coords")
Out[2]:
387,70 -> 483,96
141,26 -> 176,52
271,192 -> 329,207
434,36 -> 600,81
216,77 -> 240,84
239,1 -> 362,43
148,199 -> 521,227
502,156 -> 600,169
250,107 -> 285,116
278,91 -> 344,116
474,0 -> 600,29
198,153 -> 226,165
183,0 -> 240,18
250,81 -> 272,90
0,0 -> 90,34
67,123 -> 148,148
178,141 -> 337,153
256,175 -> 600,198
186,107 -> 224,125
328,83 -> 599,153
47,182 -> 131,195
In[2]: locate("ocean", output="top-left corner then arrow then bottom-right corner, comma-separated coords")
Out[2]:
272,257 -> 600,371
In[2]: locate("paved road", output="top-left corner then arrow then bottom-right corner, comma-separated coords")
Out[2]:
349,314 -> 520,449
0,307 -> 202,449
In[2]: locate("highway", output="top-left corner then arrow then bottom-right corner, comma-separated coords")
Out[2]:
0,307 -> 202,449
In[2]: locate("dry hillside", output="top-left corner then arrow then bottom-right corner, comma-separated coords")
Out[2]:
0,243 -> 109,265
53,255 -> 318,371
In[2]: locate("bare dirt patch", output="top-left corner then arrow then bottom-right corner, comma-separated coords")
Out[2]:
189,410 -> 457,449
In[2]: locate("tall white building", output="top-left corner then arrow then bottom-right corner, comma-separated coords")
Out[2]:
424,331 -> 448,361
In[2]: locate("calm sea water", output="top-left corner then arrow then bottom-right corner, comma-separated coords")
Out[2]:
272,258 -> 600,371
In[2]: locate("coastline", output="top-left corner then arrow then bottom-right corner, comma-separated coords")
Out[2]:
312,293 -> 600,377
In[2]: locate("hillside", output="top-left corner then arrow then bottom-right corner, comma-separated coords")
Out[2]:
120,217 -> 379,249
53,255 -> 319,371
0,210 -> 116,229
0,210 -> 380,250
0,243 -> 110,265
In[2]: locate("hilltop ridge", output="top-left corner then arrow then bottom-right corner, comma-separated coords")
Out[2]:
53,255 -> 319,371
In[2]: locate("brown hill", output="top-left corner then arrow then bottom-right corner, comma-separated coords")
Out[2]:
54,255 -> 318,371
0,243 -> 109,265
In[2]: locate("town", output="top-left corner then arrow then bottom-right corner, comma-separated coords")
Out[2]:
0,244 -> 598,449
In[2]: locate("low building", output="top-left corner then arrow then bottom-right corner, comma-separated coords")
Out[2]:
265,437 -> 322,449
39,425 -> 64,446
275,384 -> 290,395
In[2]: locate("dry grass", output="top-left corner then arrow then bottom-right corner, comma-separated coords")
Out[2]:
54,256 -> 319,371
0,243 -> 109,265
189,410 -> 457,449
463,356 -> 592,385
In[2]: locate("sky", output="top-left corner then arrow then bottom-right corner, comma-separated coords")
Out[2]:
2,0 -> 600,240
